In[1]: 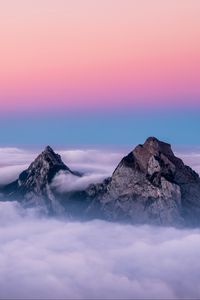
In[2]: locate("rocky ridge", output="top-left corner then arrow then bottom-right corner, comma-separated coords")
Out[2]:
2,137 -> 200,226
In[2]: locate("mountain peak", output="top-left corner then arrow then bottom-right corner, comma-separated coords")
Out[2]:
129,137 -> 174,173
35,146 -> 67,170
26,146 -> 73,184
143,137 -> 173,157
44,145 -> 54,153
3,146 -> 78,206
95,136 -> 200,226
144,136 -> 159,143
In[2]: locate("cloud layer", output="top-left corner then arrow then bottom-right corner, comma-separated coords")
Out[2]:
51,171 -> 109,193
0,146 -> 200,299
0,148 -> 35,185
176,150 -> 200,175
0,201 -> 200,299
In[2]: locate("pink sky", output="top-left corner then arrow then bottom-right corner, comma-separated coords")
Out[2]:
0,0 -> 200,111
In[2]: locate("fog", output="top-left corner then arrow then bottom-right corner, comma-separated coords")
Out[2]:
0,201 -> 200,299
51,171 -> 109,193
0,146 -> 200,299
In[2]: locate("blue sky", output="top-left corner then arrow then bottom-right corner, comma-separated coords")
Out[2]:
0,107 -> 199,147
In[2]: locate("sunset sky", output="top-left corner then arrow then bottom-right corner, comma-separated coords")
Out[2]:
0,0 -> 199,145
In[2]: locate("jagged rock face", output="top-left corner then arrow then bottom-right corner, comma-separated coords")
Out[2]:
3,146 -> 78,213
87,137 -> 200,226
17,146 -> 72,193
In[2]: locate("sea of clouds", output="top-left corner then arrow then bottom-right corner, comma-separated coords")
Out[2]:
1,201 -> 200,299
0,146 -> 200,299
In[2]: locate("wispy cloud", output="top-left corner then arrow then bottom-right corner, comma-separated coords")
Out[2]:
176,151 -> 200,175
51,171 -> 109,193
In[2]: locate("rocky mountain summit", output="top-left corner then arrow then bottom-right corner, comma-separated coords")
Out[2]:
86,137 -> 200,226
2,137 -> 200,226
2,146 -> 80,213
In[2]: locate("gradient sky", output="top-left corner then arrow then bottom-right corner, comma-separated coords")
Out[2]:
0,0 -> 199,145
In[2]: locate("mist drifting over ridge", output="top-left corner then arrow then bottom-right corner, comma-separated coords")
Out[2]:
0,146 -> 200,298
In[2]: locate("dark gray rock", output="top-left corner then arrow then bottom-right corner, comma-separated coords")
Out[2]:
2,146 -> 80,213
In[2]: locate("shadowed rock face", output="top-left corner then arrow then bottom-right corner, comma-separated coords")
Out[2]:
2,146 -> 79,213
86,137 -> 200,226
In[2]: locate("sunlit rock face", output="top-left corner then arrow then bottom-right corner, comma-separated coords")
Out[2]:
2,146 -> 80,213
87,137 -> 200,226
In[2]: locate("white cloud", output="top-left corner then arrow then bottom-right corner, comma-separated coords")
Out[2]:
0,147 -> 36,185
59,149 -> 123,174
0,147 -> 35,166
51,171 -> 109,193
51,149 -> 124,193
176,152 -> 200,175
0,201 -> 200,299
0,164 -> 29,185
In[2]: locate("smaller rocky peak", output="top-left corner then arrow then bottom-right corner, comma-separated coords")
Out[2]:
17,146 -> 74,191
44,145 -> 55,153
37,146 -> 66,169
2,145 -> 81,205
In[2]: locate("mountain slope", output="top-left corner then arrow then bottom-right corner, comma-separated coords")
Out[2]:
86,137 -> 200,226
2,146 -> 80,213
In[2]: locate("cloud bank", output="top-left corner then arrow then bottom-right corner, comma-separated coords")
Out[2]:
0,201 -> 200,299
52,149 -> 123,192
51,171 -> 109,193
176,151 -> 200,175
0,147 -> 200,298
59,148 -> 123,173
0,148 -> 35,186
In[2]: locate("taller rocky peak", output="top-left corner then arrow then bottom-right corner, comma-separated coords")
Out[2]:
116,137 -> 174,174
114,136 -> 199,186
143,137 -> 174,157
88,137 -> 200,226
132,137 -> 174,171
134,137 -> 173,155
